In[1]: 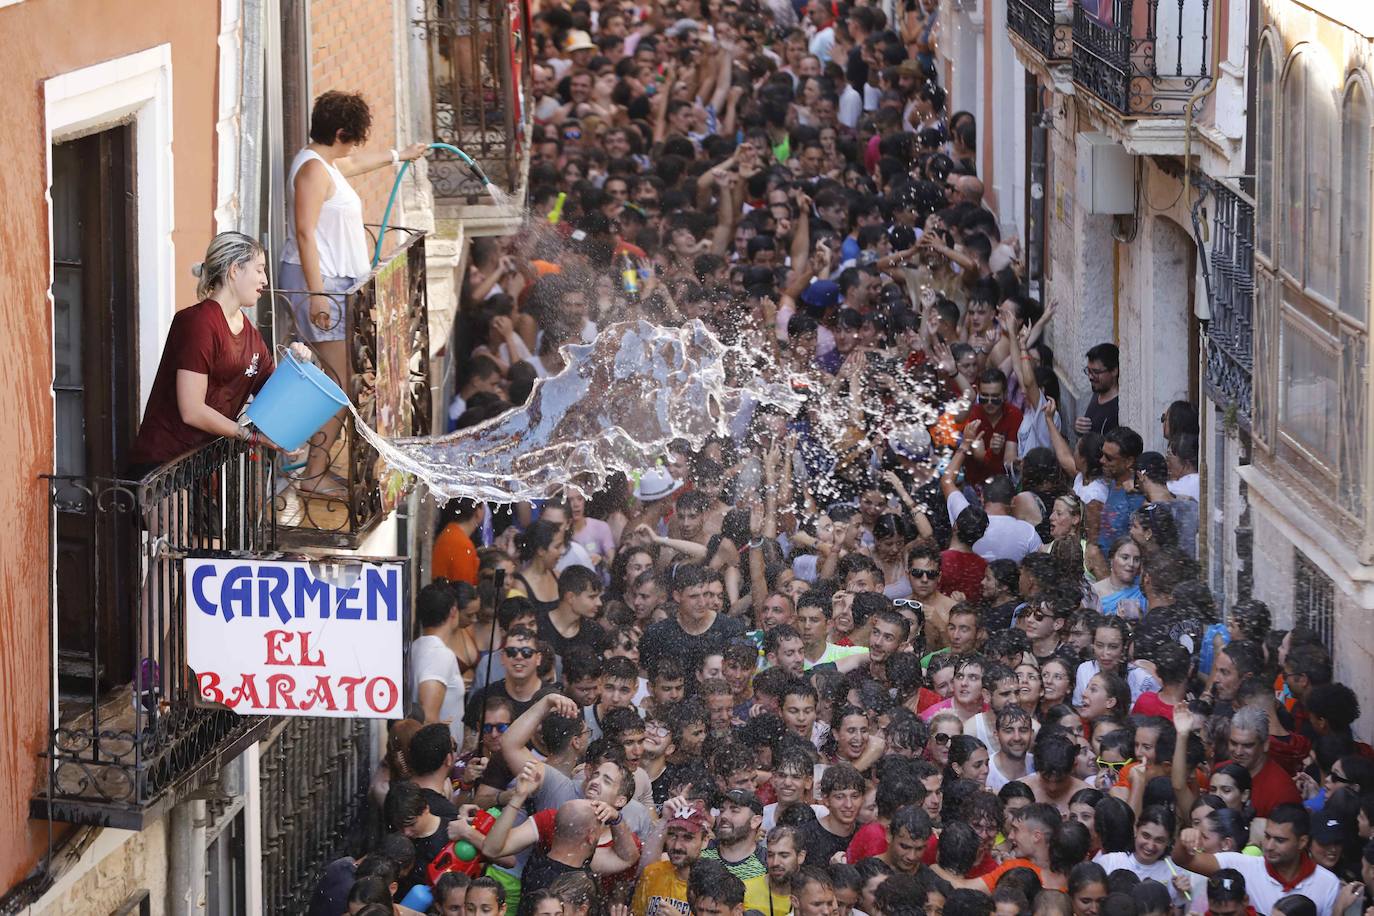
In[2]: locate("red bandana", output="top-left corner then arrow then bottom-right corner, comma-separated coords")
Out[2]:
1265,854 -> 1318,892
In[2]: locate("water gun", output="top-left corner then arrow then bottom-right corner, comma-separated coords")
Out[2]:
427,807 -> 502,882
547,192 -> 567,225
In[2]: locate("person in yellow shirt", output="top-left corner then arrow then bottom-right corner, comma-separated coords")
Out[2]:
632,809 -> 709,916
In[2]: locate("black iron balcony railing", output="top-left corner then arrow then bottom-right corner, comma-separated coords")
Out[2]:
1073,0 -> 1211,116
1193,175 -> 1253,429
1008,0 -> 1072,62
260,718 -> 373,915
271,227 -> 432,549
37,438 -> 274,828
414,0 -> 531,200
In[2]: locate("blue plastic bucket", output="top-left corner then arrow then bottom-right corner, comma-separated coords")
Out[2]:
246,352 -> 350,451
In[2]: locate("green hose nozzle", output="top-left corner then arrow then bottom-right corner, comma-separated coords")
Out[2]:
373,142 -> 494,266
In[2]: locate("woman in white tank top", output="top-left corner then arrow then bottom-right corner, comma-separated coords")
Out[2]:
279,90 -> 425,497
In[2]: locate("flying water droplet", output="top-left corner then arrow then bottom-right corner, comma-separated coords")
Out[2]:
352,319 -> 804,502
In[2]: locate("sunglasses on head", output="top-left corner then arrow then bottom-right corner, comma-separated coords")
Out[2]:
892,598 -> 924,610
504,646 -> 538,659
483,722 -> 510,734
909,568 -> 940,580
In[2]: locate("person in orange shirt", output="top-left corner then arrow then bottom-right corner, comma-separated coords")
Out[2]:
433,498 -> 484,586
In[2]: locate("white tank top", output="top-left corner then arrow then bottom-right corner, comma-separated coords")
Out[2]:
281,148 -> 371,280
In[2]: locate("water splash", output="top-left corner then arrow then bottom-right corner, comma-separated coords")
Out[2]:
352,319 -> 803,502
484,183 -> 510,209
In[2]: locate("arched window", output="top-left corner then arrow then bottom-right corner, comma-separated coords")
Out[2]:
1307,61 -> 1339,301
1341,77 -> 1372,322
1279,52 -> 1306,271
1256,36 -> 1276,258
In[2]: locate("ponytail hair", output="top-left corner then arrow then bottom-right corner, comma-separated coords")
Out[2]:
192,231 -> 264,299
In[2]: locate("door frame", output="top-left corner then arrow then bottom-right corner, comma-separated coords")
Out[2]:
45,43 -> 176,416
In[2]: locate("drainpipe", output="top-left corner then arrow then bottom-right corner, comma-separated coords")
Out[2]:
169,799 -> 209,916
237,0 -> 266,237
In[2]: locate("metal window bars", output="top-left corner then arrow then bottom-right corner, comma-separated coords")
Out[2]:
1072,0 -> 1212,117
37,437 -> 274,827
269,226 -> 432,549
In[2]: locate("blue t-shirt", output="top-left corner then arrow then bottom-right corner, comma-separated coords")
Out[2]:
1099,483 -> 1144,551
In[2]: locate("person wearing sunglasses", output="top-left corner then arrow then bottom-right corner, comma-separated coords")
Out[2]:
463,626 -> 552,738
906,544 -> 956,651
959,369 -> 1022,488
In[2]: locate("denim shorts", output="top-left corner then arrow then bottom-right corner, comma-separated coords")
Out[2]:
277,260 -> 358,343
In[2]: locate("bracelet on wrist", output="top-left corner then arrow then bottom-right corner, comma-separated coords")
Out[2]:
390,148 -> 400,165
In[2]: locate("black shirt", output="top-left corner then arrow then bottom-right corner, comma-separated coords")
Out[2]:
799,818 -> 854,865
537,614 -> 607,661
463,678 -> 556,730
986,600 -> 1019,634
640,613 -> 745,678
306,856 -> 356,916
422,786 -> 459,820
403,817 -> 452,895
1083,394 -> 1120,435
517,851 -> 592,916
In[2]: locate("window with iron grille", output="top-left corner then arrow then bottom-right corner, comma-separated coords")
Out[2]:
1293,550 -> 1335,654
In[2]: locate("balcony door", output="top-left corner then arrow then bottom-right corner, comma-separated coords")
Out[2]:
51,126 -> 139,690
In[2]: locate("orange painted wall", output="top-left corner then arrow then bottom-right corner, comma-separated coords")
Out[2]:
0,0 -> 220,890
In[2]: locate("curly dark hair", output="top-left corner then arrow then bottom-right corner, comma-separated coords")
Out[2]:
309,90 -> 372,144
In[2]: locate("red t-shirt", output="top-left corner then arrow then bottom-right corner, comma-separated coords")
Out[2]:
532,807 -> 642,895
846,821 -> 888,863
131,300 -> 274,465
939,549 -> 986,602
1216,758 -> 1301,816
962,402 -> 1023,485
1130,692 -> 1176,720
922,834 -> 998,876
1268,733 -> 1313,777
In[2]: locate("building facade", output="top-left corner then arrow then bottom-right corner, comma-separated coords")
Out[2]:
0,0 -> 526,911
1003,0 -> 1374,728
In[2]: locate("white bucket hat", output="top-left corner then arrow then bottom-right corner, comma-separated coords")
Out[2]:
633,466 -> 684,502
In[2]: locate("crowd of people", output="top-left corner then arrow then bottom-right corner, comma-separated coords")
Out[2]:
305,0 -> 1369,914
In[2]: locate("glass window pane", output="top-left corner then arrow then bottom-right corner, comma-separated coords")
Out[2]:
1257,43 -> 1276,257
1280,311 -> 1340,461
1280,56 -> 1306,274
1341,83 -> 1371,322
1254,272 -> 1276,447
1307,64 -> 1339,300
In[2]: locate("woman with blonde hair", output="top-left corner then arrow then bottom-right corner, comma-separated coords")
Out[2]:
129,232 -> 280,474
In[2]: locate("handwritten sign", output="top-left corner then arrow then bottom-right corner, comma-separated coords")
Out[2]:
185,557 -> 406,718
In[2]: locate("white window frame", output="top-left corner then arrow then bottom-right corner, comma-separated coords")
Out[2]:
44,43 -> 175,416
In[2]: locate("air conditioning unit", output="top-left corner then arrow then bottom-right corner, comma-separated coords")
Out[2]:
1075,132 -> 1135,215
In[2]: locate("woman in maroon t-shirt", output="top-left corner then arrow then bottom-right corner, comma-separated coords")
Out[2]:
129,232 -> 278,473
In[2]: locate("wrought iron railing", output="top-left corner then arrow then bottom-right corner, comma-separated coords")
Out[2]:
260,718 -> 373,915
1073,0 -> 1212,116
271,227 -> 432,548
37,438 -> 274,828
413,0 -> 531,199
1008,0 -> 1072,61
1193,176 -> 1254,430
